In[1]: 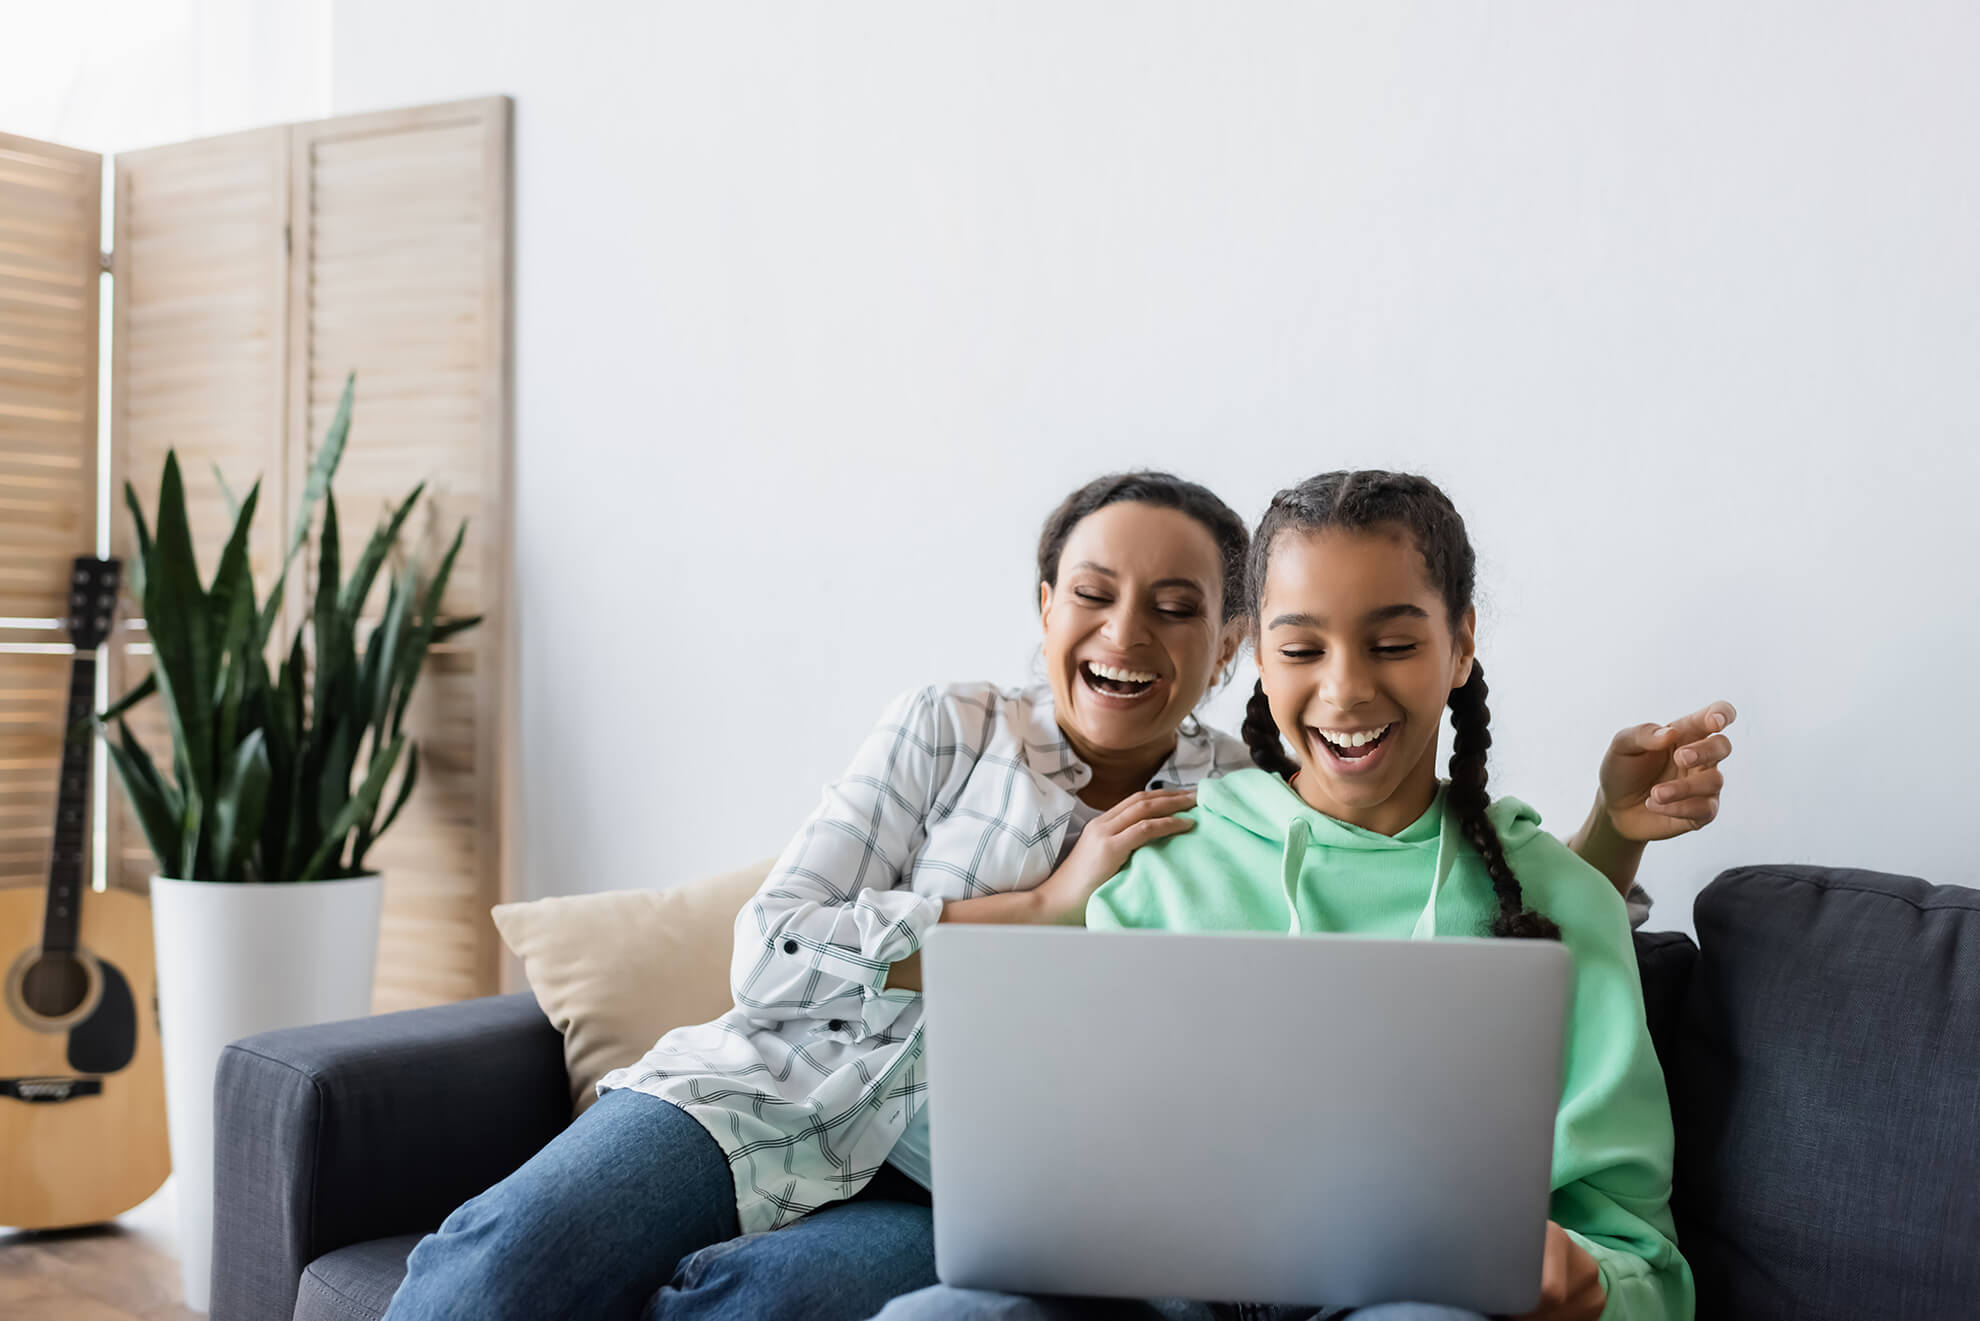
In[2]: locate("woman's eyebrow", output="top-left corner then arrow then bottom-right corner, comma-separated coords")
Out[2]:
1069,562 -> 1205,593
1267,603 -> 1430,629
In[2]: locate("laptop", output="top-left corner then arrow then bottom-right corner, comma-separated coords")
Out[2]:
919,925 -> 1572,1313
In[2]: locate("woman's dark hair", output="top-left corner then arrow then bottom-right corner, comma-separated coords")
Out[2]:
1036,471 -> 1250,624
1238,470 -> 1559,941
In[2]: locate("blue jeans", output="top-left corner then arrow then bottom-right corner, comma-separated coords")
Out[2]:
868,1290 -> 1487,1321
384,1089 -> 740,1320
650,1175 -> 936,1320
383,1088 -> 938,1321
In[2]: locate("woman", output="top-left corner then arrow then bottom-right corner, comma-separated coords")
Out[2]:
383,472 -> 1731,1321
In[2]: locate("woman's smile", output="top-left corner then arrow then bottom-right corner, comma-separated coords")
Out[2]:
1078,658 -> 1166,705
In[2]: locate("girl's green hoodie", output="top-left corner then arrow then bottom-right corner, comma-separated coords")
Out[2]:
1088,767 -> 1693,1321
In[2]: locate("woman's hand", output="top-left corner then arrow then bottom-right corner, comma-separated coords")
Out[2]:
1596,700 -> 1736,843
883,786 -> 1199,988
1031,787 -> 1198,924
1512,1221 -> 1607,1321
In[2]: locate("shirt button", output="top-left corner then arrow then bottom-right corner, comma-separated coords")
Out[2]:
783,939 -> 799,954
828,1019 -> 847,1032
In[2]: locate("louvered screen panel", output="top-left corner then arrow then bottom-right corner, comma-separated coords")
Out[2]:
0,133 -> 99,888
106,128 -> 290,890
0,652 -> 73,886
289,99 -> 511,1009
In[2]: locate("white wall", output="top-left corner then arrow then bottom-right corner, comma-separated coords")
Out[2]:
0,0 -> 330,154
326,1 -> 1980,932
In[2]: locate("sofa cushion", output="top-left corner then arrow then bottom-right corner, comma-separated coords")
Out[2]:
1631,928 -> 1697,1067
292,1233 -> 419,1321
1669,864 -> 1980,1320
492,861 -> 771,1114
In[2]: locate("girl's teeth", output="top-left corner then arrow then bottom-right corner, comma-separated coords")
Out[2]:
1323,723 -> 1392,749
1087,662 -> 1157,683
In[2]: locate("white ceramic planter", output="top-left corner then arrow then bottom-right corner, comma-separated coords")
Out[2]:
150,874 -> 383,1314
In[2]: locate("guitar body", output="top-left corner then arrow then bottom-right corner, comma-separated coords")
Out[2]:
0,883 -> 170,1228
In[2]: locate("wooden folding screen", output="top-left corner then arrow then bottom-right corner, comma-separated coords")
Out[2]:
0,98 -> 511,1010
0,133 -> 100,888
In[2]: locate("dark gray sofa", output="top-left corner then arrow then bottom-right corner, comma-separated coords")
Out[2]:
210,865 -> 1980,1320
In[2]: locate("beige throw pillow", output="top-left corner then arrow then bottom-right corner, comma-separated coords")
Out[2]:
492,859 -> 774,1115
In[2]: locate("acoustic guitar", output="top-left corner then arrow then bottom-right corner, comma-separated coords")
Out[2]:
0,557 -> 170,1229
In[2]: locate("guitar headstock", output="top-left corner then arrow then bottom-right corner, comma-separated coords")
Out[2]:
67,557 -> 122,652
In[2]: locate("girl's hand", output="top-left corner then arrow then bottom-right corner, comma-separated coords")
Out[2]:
1512,1221 -> 1607,1321
1596,701 -> 1736,843
1031,787 -> 1198,924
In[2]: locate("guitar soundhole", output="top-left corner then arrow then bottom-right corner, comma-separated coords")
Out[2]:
20,953 -> 90,1019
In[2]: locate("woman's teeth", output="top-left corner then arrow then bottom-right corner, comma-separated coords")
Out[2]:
1081,661 -> 1159,696
1318,722 -> 1393,752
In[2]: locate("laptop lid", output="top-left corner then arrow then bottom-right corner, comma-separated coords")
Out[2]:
921,925 -> 1571,1312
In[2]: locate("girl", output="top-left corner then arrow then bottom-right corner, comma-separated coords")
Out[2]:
384,472 -> 1722,1321
876,472 -> 1693,1321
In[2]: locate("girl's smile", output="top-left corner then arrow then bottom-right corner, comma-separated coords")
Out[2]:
1308,718 -> 1401,777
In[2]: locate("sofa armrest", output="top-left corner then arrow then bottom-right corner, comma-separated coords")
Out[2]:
210,992 -> 569,1321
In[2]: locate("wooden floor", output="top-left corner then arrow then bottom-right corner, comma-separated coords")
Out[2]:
0,1180 -> 202,1319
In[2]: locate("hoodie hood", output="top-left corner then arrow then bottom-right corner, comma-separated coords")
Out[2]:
1197,766 -> 1544,851
1193,768 -> 1547,937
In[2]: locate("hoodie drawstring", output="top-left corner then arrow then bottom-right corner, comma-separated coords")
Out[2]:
1280,817 -> 1311,935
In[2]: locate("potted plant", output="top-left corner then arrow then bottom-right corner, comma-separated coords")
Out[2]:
97,376 -> 476,1312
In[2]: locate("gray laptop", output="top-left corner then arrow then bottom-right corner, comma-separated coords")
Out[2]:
919,926 -> 1572,1313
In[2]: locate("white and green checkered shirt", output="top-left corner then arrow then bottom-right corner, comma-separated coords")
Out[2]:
597,679 -> 1651,1233
597,680 -> 1251,1232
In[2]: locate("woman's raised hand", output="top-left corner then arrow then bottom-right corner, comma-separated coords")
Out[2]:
1596,700 -> 1736,842
1032,787 -> 1198,924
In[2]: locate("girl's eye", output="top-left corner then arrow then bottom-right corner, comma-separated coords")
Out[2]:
1279,647 -> 1322,660
1073,590 -> 1111,605
1373,644 -> 1418,657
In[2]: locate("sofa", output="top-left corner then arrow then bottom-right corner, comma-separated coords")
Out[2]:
209,864 -> 1980,1320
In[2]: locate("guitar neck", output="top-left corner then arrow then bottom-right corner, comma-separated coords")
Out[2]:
42,654 -> 96,957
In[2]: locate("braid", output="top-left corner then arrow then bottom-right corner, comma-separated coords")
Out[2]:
1446,662 -> 1560,940
1242,680 -> 1300,779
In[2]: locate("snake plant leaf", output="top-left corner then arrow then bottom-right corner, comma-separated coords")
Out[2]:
93,672 -> 156,731
177,775 -> 205,882
211,729 -> 271,883
212,462 -> 241,526
296,734 -> 403,882
208,480 -> 261,658
142,453 -> 218,811
283,372 -> 354,573
316,718 -> 359,836
340,482 -> 424,619
211,486 -> 261,756
366,568 -> 412,743
390,520 -> 470,737
352,741 -> 416,873
122,480 -> 152,604
254,572 -> 287,656
101,719 -> 181,868
310,491 -> 347,734
431,614 -> 483,646
215,578 -> 256,760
